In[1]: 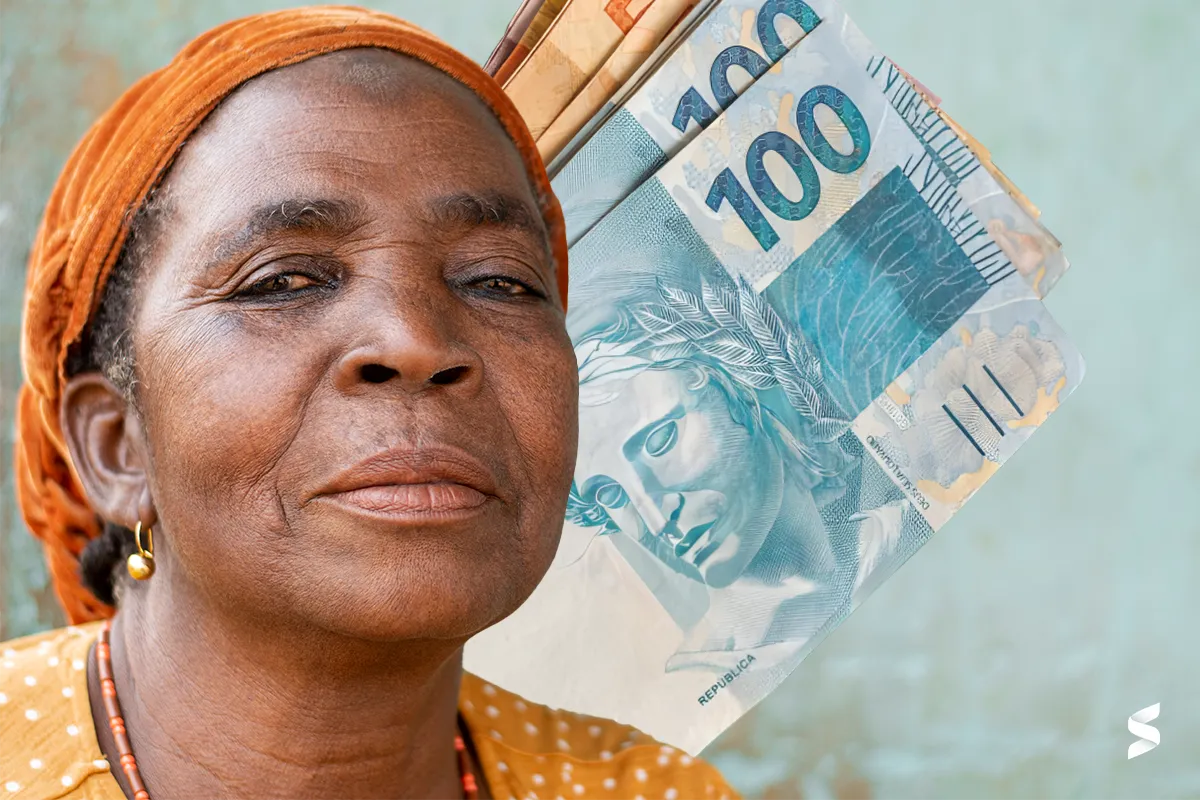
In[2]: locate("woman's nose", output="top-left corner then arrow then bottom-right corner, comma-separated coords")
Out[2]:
333,287 -> 482,396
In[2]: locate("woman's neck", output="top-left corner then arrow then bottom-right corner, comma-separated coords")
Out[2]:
88,580 -> 477,800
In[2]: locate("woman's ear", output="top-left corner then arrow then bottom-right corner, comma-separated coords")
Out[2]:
60,373 -> 156,530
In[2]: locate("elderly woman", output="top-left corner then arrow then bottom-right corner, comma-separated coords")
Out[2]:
0,7 -> 736,799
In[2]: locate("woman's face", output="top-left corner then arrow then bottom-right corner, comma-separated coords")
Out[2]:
102,51 -> 578,641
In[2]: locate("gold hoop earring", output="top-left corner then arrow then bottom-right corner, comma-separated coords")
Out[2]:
127,521 -> 155,580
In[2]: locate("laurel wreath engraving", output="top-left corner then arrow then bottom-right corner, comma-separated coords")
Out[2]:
628,276 -> 850,443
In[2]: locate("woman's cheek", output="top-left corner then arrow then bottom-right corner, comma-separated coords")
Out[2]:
532,335 -> 579,478
488,328 -> 577,531
141,321 -> 315,510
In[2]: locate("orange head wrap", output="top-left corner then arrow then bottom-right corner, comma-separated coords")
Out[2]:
16,5 -> 569,624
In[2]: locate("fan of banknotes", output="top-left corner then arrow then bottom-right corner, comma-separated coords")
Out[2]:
464,0 -> 1083,755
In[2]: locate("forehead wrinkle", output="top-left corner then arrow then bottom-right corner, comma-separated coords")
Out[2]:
165,54 -> 547,278
248,48 -> 496,134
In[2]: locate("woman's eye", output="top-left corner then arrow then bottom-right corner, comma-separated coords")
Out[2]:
244,272 -> 322,296
478,276 -> 533,296
644,420 -> 679,458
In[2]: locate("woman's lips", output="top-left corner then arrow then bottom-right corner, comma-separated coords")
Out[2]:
309,445 -> 499,523
324,482 -> 488,516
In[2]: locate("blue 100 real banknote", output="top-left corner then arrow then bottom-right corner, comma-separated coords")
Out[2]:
552,0 -> 1068,300
465,13 -> 1083,754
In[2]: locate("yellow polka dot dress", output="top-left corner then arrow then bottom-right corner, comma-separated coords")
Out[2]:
1,624 -> 738,799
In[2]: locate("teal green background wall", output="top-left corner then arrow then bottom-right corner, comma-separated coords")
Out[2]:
1,1 -> 1196,797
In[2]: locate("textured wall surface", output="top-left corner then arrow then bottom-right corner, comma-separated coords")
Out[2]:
1,1 -> 1197,797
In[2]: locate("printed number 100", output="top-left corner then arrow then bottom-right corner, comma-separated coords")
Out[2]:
707,84 -> 872,252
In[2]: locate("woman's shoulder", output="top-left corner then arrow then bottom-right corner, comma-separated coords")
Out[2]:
1,622 -> 119,798
460,672 -> 739,800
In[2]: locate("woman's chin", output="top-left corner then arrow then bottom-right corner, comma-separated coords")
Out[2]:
297,589 -> 493,643
277,549 -> 541,643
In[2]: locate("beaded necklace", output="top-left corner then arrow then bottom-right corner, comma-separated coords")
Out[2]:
95,620 -> 480,799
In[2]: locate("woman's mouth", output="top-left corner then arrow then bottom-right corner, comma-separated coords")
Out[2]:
308,444 -> 498,523
323,482 -> 488,516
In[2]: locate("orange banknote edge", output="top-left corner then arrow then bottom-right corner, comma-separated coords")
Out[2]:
506,0 -> 685,140
486,0 -> 547,75
537,0 -> 699,161
495,0 -> 572,86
